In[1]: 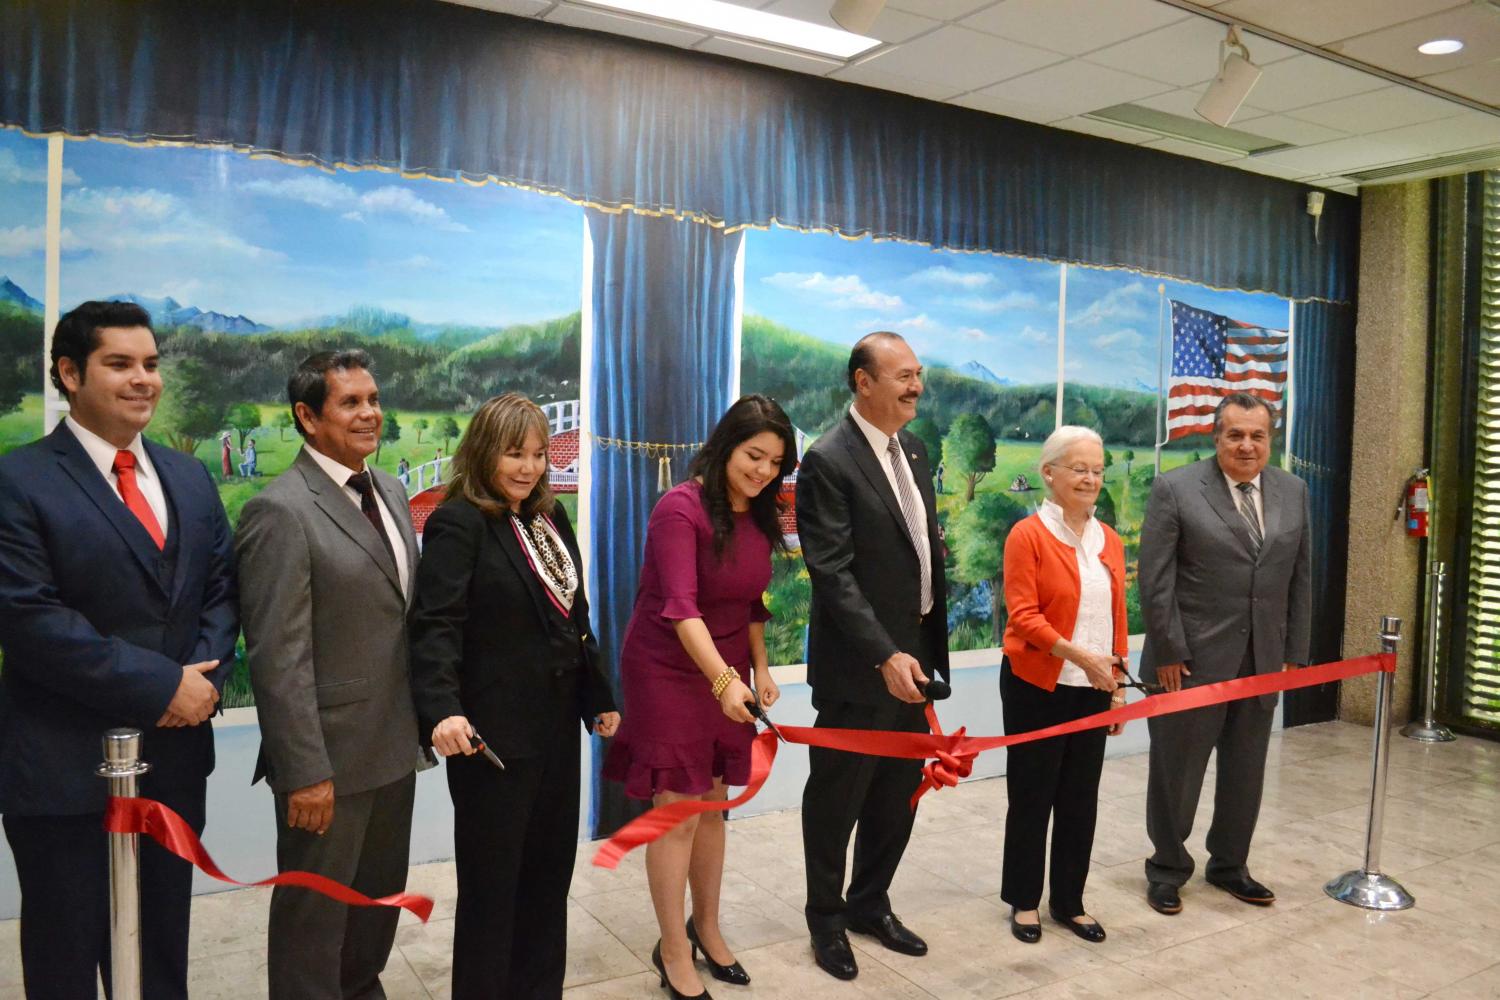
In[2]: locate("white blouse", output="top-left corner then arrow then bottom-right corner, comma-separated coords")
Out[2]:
1037,499 -> 1113,687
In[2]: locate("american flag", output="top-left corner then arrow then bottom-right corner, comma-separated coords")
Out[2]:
1166,300 -> 1287,441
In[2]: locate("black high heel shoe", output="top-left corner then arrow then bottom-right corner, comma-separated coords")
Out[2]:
652,940 -> 712,999
686,916 -> 751,985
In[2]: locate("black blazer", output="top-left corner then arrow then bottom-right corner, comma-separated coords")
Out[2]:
796,414 -> 949,708
408,498 -> 615,758
0,423 -> 239,815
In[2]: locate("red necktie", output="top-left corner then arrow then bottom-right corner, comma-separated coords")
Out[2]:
113,449 -> 165,550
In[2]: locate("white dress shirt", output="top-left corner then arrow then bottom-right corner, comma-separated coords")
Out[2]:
1223,470 -> 1265,530
66,415 -> 170,540
849,403 -> 932,614
304,444 -> 411,598
1037,499 -> 1112,688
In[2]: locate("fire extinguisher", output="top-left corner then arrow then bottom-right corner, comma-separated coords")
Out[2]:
1398,468 -> 1430,538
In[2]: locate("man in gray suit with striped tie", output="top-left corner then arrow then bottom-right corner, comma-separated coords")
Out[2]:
1137,392 -> 1311,916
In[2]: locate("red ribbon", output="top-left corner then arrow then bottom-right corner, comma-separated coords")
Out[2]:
593,653 -> 1393,869
103,796 -> 435,922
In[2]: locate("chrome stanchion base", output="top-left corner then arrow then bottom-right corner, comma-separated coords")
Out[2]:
1399,720 -> 1457,743
1324,869 -> 1415,910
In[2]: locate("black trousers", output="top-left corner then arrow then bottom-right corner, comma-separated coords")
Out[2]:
2,777 -> 205,1000
268,772 -> 416,1000
449,716 -> 581,1000
801,692 -> 929,934
999,660 -> 1110,917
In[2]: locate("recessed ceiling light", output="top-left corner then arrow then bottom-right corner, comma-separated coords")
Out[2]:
570,0 -> 881,59
1417,39 -> 1464,55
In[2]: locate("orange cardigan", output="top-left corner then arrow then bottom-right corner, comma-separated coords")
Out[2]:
1002,513 -> 1129,692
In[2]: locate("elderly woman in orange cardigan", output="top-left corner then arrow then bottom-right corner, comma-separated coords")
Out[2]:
1000,425 -> 1127,946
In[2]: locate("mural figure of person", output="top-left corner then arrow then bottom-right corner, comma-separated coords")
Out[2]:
221,431 -> 234,479
235,349 -> 426,999
796,332 -> 947,981
0,300 -> 238,998
935,459 -> 945,494
1138,393 -> 1311,916
410,393 -> 618,999
604,394 -> 795,999
237,437 -> 257,478
397,456 -> 410,490
999,425 -> 1126,946
433,448 -> 444,484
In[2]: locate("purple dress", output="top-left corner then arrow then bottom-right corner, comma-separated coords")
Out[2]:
604,481 -> 773,799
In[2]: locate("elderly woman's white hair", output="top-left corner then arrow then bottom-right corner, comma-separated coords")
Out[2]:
1038,425 -> 1104,473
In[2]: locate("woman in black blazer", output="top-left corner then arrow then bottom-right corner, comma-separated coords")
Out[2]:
409,393 -> 620,1000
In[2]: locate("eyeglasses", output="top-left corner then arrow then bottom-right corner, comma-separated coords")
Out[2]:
1058,466 -> 1106,479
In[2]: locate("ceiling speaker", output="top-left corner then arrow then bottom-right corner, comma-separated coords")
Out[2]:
830,0 -> 884,35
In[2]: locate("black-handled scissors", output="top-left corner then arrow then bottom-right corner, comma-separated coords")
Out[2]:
1112,657 -> 1164,695
744,700 -> 786,742
468,728 -> 507,771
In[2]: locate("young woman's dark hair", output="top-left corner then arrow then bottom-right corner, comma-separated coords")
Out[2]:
687,394 -> 798,557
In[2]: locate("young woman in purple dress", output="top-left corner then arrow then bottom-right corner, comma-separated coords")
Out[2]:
604,394 -> 797,999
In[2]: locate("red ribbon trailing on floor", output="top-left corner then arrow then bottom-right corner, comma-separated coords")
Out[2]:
102,796 -> 435,922
592,652 -> 1393,870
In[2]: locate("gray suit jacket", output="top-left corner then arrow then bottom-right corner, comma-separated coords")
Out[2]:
235,447 -> 423,796
1138,458 -> 1311,690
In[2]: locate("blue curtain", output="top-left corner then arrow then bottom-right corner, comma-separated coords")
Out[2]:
1287,300 -> 1357,722
2,0 -> 1357,305
585,209 -> 742,834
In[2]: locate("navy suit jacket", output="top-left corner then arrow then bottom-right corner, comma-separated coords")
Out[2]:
0,422 -> 239,816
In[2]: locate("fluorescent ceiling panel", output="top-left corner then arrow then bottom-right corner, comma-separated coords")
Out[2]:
569,0 -> 880,58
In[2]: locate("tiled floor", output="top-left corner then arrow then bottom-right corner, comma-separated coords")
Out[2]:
6,721 -> 1499,999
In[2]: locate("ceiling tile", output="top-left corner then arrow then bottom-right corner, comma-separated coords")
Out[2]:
1086,17 -> 1300,87
1421,61 -> 1500,106
974,60 -> 1170,117
1283,85 -> 1470,133
1220,155 -> 1313,181
842,25 -> 1062,92
961,0 -> 1186,57
887,0 -> 996,19
1245,53 -> 1388,112
1247,133 -> 1408,173
1364,111 -> 1500,157
1214,0 -> 1461,46
1138,136 -> 1244,163
1336,6 -> 1500,78
696,35 -> 844,74
827,63 -> 963,102
544,4 -> 709,47
439,0 -> 551,15
1050,115 -> 1162,143
1132,85 -> 1257,119
1231,113 -> 1348,146
948,90 -> 1070,124
761,0 -> 941,44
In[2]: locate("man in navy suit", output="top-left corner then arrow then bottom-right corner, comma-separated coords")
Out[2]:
0,300 -> 239,999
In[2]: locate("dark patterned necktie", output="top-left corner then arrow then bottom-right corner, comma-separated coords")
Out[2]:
347,471 -> 397,567
886,436 -> 932,611
1235,481 -> 1263,556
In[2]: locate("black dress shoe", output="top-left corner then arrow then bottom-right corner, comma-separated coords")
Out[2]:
686,916 -> 750,986
1049,908 -> 1106,943
1009,907 -> 1041,944
652,940 -> 711,999
1147,881 -> 1182,915
1206,873 -> 1276,905
811,930 -> 859,980
846,912 -> 928,956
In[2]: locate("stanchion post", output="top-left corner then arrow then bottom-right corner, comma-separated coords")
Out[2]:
1324,616 -> 1415,910
97,728 -> 151,1000
1401,562 -> 1457,743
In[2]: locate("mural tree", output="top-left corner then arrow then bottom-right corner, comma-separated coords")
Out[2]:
436,415 -> 460,450
377,412 -> 400,463
943,412 -> 996,502
156,357 -> 229,456
950,491 -> 1029,644
273,411 -> 294,441
907,415 -> 942,469
413,416 -> 429,443
225,402 -> 261,451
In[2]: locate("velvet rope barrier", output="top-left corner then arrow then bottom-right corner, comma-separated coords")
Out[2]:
593,653 -> 1393,869
103,796 -> 435,922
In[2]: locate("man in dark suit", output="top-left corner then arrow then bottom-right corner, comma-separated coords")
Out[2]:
0,300 -> 238,999
1137,392 -> 1311,916
797,331 -> 949,981
235,350 -> 425,1000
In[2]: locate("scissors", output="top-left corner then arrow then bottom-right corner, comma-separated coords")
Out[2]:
1112,656 -> 1164,695
468,728 -> 507,771
743,700 -> 786,742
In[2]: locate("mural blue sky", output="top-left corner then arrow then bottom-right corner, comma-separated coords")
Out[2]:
0,130 -> 51,298
28,136 -> 583,329
744,224 -> 1291,392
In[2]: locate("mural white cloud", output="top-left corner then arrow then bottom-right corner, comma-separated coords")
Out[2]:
1071,280 -> 1151,327
243,175 -> 469,232
952,290 -> 1041,313
0,148 -> 80,186
910,265 -> 993,289
762,270 -> 903,310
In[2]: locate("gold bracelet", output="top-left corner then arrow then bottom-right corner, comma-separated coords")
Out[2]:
710,666 -> 737,699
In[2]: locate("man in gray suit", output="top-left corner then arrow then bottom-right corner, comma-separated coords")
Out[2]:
1138,392 -> 1310,916
236,349 -> 424,999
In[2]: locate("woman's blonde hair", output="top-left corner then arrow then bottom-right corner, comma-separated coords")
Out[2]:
1038,425 -> 1104,474
444,393 -> 555,519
